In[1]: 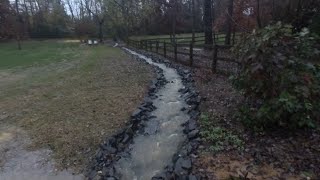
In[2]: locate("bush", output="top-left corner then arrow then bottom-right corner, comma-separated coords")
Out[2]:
232,23 -> 320,130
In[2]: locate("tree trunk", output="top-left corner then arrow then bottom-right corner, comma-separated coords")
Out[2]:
66,0 -> 75,21
15,0 -> 22,50
171,0 -> 177,44
204,0 -> 213,45
292,0 -> 303,32
256,0 -> 262,28
272,0 -> 275,21
99,21 -> 103,43
225,0 -> 234,45
191,0 -> 196,44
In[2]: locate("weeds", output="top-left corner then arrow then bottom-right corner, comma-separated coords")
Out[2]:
200,114 -> 244,152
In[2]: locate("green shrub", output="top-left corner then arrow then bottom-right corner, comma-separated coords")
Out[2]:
232,23 -> 320,130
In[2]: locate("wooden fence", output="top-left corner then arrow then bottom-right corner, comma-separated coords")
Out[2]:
127,33 -> 241,73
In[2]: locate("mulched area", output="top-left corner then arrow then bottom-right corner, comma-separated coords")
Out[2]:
191,69 -> 320,179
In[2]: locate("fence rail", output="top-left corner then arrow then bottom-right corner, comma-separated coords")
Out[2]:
127,33 -> 241,73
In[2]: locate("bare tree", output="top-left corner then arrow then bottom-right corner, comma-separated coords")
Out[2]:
14,0 -> 23,50
85,0 -> 107,42
225,0 -> 234,45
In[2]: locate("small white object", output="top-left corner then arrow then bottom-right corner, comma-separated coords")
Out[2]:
88,40 -> 92,45
93,40 -> 98,44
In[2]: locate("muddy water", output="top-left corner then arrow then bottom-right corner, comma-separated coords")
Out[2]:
116,48 -> 190,180
0,126 -> 84,180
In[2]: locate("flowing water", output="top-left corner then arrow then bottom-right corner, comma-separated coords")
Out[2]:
0,126 -> 84,180
115,48 -> 190,180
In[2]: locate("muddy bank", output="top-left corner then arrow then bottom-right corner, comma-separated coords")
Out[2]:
87,48 -> 201,180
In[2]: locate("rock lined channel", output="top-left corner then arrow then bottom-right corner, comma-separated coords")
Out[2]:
88,48 -> 201,180
114,48 -> 190,180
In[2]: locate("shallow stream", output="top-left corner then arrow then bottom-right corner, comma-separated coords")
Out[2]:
115,48 -> 190,180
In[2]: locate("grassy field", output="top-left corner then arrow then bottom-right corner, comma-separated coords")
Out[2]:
0,40 -> 81,69
0,40 -> 154,172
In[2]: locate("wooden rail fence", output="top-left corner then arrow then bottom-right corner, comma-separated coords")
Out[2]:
127,34 -> 241,73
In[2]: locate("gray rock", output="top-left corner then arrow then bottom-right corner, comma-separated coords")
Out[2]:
175,157 -> 192,176
131,109 -> 142,117
106,177 -> 116,180
105,146 -> 117,154
88,170 -> 97,180
188,175 -> 197,180
181,158 -> 192,170
187,121 -> 197,131
188,130 -> 199,139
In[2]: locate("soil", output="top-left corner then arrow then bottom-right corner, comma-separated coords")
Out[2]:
192,70 -> 320,180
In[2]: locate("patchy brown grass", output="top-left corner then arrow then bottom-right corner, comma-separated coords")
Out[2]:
0,43 -> 154,172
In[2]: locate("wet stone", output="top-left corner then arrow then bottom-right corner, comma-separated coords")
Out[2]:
102,166 -> 115,177
105,177 -> 116,180
105,146 -> 117,154
121,134 -> 131,144
88,170 -> 97,180
131,109 -> 143,118
174,158 -> 189,175
187,121 -> 197,132
188,175 -> 197,180
188,130 -> 200,139
152,172 -> 167,180
181,158 -> 192,170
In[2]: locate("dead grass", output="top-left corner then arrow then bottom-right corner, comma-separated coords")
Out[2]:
0,43 -> 154,172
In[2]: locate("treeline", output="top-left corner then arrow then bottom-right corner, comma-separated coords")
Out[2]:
0,0 -> 319,42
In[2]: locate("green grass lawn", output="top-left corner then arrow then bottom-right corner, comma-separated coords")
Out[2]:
0,40 -> 80,69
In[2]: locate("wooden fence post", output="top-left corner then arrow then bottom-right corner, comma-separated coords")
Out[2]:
232,31 -> 236,45
150,41 -> 153,51
164,42 -> 167,58
174,43 -> 177,61
212,45 -> 218,73
156,41 -> 159,53
189,42 -> 193,66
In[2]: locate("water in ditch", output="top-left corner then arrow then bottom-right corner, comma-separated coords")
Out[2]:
115,48 -> 190,180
